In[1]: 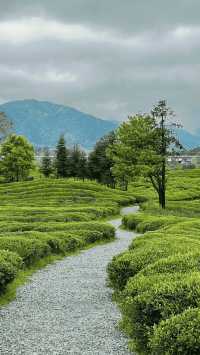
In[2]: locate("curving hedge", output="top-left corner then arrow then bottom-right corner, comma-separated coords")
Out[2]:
0,237 -> 50,266
107,235 -> 200,291
0,178 -> 129,297
150,307 -> 200,354
0,250 -> 22,294
122,272 -> 200,353
107,169 -> 200,354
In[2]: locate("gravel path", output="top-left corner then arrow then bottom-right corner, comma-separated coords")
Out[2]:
0,206 -> 138,355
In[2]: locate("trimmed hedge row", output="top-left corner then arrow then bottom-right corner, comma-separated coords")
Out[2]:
0,178 -> 125,296
0,250 -> 22,294
150,307 -> 200,354
0,238 -> 50,266
108,169 -> 200,354
108,234 -> 200,354
122,272 -> 200,353
122,213 -> 185,233
107,235 -> 200,291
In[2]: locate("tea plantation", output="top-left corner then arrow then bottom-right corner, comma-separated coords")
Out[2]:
107,168 -> 200,354
0,178 -> 134,299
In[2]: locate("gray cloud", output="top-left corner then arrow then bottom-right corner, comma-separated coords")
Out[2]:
0,0 -> 200,131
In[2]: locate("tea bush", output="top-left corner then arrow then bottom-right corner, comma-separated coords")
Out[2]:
108,168 -> 200,354
0,178 -> 133,295
121,272 -> 200,353
0,250 -> 22,294
0,237 -> 50,266
150,307 -> 200,354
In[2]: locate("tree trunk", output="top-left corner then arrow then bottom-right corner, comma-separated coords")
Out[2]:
158,160 -> 166,209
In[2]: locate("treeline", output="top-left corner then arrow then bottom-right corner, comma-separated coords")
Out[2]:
0,100 -> 183,208
40,133 -> 117,188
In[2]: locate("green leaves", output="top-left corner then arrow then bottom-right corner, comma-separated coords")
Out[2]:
0,134 -> 35,182
108,101 -> 181,207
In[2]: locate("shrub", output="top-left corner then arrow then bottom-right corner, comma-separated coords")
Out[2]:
140,252 -> 200,276
18,231 -> 83,254
122,213 -> 184,233
107,236 -> 200,291
0,178 -> 129,299
0,250 -> 22,294
122,214 -> 144,230
0,237 -> 50,266
129,234 -> 200,252
122,272 -> 200,353
150,307 -> 200,355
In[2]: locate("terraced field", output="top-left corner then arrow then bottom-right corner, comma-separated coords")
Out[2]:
107,168 -> 200,354
0,178 -> 134,300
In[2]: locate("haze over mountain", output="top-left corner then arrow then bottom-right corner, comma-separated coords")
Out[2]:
0,99 -> 199,150
0,100 -> 117,149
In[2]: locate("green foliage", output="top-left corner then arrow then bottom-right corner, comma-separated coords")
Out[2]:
107,235 -> 200,292
0,250 -> 22,294
69,145 -> 88,180
108,168 -> 200,354
40,148 -> 53,177
55,135 -> 69,178
140,252 -> 200,276
122,273 -> 200,353
108,100 -> 181,207
123,213 -> 185,233
0,237 -> 50,266
88,131 -> 116,188
0,178 -> 132,298
0,134 -> 35,182
150,308 -> 200,354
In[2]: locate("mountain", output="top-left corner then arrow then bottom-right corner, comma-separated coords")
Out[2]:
0,99 -> 199,150
0,100 -> 118,149
176,128 -> 200,150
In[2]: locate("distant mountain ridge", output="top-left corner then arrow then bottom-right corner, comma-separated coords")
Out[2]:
0,100 -> 118,149
176,128 -> 200,150
0,99 -> 199,150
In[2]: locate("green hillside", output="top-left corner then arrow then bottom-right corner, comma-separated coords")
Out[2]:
108,168 -> 200,354
0,178 -> 134,301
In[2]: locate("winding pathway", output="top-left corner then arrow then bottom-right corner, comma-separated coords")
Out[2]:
0,206 -> 138,355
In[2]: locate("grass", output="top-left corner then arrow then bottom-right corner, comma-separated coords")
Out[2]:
0,177 -> 135,305
107,168 -> 200,354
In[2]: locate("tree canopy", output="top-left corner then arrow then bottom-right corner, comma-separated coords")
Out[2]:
40,148 -> 53,178
55,135 -> 69,178
88,131 -> 116,188
108,100 -> 181,207
0,134 -> 35,182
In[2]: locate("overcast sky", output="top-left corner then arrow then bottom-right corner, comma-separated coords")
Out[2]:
0,0 -> 200,131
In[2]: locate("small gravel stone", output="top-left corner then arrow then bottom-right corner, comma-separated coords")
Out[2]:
0,206 -> 138,355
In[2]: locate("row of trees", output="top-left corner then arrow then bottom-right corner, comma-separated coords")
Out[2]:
41,100 -> 181,209
0,100 -> 181,209
41,136 -> 88,180
41,134 -> 115,185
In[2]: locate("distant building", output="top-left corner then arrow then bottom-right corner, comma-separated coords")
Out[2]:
167,155 -> 200,168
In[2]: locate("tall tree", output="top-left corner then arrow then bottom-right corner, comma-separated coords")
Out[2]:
0,134 -> 35,182
78,150 -> 88,181
69,145 -> 82,178
69,145 -> 88,180
55,135 -> 69,178
88,132 -> 116,188
40,148 -> 53,178
108,101 -> 181,208
150,100 -> 175,208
